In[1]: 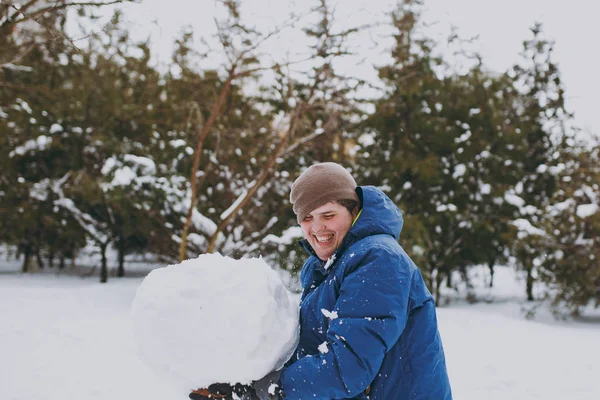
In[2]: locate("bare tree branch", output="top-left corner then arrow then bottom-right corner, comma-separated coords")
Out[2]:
178,68 -> 235,262
205,103 -> 304,253
235,5 -> 319,63
0,42 -> 34,68
5,0 -> 133,28
205,47 -> 344,253
231,55 -> 316,79
179,0 -> 370,258
214,16 -> 236,65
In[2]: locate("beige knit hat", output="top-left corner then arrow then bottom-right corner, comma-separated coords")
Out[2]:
290,162 -> 359,223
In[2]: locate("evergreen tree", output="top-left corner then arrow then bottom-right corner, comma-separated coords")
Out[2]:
361,0 -> 507,301
536,137 -> 600,315
507,24 -> 570,300
1,10 -> 180,281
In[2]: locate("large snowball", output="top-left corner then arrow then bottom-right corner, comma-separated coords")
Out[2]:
130,254 -> 299,391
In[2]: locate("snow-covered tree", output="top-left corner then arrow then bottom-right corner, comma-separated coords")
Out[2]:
535,137 -> 600,315
506,24 -> 571,300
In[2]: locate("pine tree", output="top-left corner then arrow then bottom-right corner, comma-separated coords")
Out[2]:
507,24 -> 570,301
361,0 -> 506,301
1,9 -> 182,281
536,136 -> 600,315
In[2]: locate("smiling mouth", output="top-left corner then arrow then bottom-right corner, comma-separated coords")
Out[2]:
314,234 -> 334,244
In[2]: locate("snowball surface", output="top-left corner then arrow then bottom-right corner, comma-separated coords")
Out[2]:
130,254 -> 299,391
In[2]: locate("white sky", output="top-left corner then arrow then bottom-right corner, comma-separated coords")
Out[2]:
110,0 -> 599,138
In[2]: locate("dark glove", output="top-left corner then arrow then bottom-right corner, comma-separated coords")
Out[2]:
189,382 -> 258,400
252,369 -> 284,400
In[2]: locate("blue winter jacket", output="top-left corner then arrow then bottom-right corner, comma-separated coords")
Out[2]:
279,186 -> 452,400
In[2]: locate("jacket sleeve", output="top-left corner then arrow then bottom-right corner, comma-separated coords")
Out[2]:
280,245 -> 413,400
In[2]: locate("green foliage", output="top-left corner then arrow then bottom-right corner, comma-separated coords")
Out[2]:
534,140 -> 600,315
0,0 -> 597,316
359,1 -> 522,300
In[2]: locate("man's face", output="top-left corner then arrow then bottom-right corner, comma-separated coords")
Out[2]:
300,201 -> 355,261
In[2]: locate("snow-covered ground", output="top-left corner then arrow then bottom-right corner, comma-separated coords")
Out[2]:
1,259 -> 599,400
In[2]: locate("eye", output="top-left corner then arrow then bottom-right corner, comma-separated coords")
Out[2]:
323,213 -> 335,219
303,215 -> 313,222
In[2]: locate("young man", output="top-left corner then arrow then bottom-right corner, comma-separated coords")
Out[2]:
191,162 -> 452,400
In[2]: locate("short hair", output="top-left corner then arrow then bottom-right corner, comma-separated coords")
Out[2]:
337,199 -> 358,215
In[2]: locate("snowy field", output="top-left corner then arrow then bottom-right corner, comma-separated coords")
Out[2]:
1,260 -> 599,400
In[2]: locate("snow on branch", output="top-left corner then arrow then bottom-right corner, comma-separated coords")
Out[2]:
511,218 -> 547,239
262,226 -> 303,246
192,208 -> 217,237
9,136 -> 52,158
220,180 -> 256,220
52,173 -> 109,244
0,63 -> 33,71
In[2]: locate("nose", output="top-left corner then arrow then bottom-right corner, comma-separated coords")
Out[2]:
312,218 -> 325,233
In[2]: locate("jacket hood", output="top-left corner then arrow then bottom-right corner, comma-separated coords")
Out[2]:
350,186 -> 403,241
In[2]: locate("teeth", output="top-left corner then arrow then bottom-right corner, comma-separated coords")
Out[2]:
316,234 -> 333,243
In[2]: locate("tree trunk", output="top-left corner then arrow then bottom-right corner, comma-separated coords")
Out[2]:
427,264 -> 435,293
459,265 -> 471,290
21,244 -> 31,273
435,268 -> 443,305
179,73 -> 234,262
117,238 -> 125,278
100,242 -> 108,283
35,247 -> 45,269
526,266 -> 534,301
488,261 -> 495,288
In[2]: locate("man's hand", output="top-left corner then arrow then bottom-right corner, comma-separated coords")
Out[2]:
188,369 -> 285,400
189,383 -> 257,400
189,387 -> 225,399
252,370 -> 284,400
